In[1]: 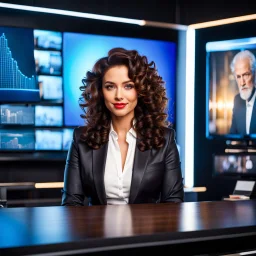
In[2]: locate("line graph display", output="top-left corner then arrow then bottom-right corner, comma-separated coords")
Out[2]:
0,27 -> 40,102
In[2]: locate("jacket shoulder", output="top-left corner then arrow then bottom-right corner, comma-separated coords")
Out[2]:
163,127 -> 176,138
234,93 -> 242,103
73,126 -> 86,143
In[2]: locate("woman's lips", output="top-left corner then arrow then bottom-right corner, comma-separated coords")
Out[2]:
113,103 -> 127,109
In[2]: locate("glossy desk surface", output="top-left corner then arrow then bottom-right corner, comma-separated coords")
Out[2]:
1,200 -> 256,255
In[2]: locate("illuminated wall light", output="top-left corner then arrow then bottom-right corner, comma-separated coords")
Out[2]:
35,182 -> 64,189
144,20 -> 188,30
190,14 -> 256,29
185,27 -> 195,188
0,2 -> 145,25
184,187 -> 207,192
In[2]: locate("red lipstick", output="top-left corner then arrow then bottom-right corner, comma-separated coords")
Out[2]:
113,103 -> 127,109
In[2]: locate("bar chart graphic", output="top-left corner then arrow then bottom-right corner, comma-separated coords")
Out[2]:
0,33 -> 39,102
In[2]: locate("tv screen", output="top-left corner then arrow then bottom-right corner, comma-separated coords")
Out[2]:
0,26 -> 40,103
35,106 -> 63,127
0,129 -> 35,150
63,128 -> 73,150
213,154 -> 256,179
35,129 -> 62,150
206,37 -> 256,139
34,50 -> 62,76
34,29 -> 62,51
0,105 -> 34,125
63,32 -> 176,127
38,75 -> 63,101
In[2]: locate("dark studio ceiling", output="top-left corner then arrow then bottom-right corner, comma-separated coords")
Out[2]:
1,0 -> 256,25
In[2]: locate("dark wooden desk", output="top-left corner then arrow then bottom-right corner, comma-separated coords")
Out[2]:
0,200 -> 256,256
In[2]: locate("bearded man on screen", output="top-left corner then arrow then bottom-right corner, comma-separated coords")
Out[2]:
230,50 -> 256,135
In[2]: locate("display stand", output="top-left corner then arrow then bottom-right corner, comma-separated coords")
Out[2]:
232,180 -> 256,198
223,180 -> 256,201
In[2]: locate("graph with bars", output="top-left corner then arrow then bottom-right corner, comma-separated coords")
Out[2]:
0,33 -> 36,89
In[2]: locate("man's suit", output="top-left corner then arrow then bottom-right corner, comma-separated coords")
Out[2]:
61,127 -> 184,206
230,93 -> 256,134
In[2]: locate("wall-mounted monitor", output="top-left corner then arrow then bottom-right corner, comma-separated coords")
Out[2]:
0,105 -> 34,125
63,128 -> 73,150
34,29 -> 62,51
0,26 -> 39,103
38,75 -> 63,101
35,106 -> 63,127
0,129 -> 35,150
206,37 -> 256,140
34,50 -> 62,76
213,154 -> 256,179
63,32 -> 176,127
35,129 -> 62,150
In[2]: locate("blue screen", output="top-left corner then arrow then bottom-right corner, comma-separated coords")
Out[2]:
34,50 -> 62,76
0,105 -> 34,125
35,129 -> 62,150
63,33 -> 176,126
0,130 -> 34,150
63,128 -> 73,150
0,27 -> 39,102
34,29 -> 62,51
35,106 -> 63,127
38,75 -> 63,100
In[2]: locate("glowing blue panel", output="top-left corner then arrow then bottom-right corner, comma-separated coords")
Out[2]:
63,33 -> 176,126
35,129 -> 62,150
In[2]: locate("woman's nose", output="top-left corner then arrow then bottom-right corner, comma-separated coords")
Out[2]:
115,88 -> 123,100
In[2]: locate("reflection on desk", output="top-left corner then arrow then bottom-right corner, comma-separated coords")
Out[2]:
0,200 -> 256,255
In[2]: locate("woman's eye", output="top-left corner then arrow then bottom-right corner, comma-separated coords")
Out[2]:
105,85 -> 114,90
125,84 -> 134,89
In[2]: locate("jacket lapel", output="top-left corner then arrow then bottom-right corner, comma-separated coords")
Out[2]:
238,100 -> 247,134
129,141 -> 150,203
92,143 -> 108,205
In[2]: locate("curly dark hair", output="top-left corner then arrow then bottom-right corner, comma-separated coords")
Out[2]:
79,47 -> 171,151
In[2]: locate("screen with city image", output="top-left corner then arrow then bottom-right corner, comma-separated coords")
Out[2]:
206,37 -> 256,139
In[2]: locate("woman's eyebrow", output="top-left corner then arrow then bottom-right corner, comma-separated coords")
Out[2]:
104,80 -> 133,84
122,80 -> 133,84
104,81 -> 115,84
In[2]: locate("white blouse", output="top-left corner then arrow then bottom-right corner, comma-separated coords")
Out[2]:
104,123 -> 137,205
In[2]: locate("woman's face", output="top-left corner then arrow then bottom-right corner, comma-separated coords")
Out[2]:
102,65 -> 138,120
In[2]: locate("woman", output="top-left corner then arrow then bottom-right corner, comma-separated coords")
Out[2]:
62,47 -> 184,206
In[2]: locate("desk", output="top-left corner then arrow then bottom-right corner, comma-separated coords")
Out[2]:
0,184 -> 206,207
0,200 -> 256,255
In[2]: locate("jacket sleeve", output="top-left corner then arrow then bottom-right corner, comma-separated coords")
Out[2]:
161,129 -> 184,203
61,128 -> 85,206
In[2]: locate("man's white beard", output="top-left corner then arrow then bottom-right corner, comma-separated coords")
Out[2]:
239,86 -> 253,100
